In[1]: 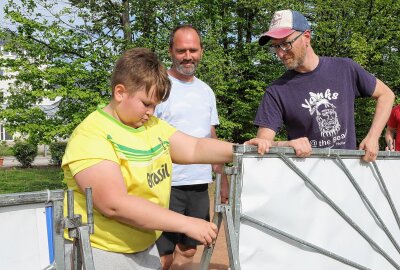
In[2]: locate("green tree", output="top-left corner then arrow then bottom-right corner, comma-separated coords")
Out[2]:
0,0 -> 117,144
311,0 -> 400,146
0,0 -> 399,147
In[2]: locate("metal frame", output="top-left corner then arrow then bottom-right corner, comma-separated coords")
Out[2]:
0,188 -> 95,270
200,172 -> 241,270
0,189 -> 65,270
63,188 -> 95,270
200,146 -> 400,270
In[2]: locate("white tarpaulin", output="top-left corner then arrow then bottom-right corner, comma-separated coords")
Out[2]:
239,154 -> 400,270
0,203 -> 51,270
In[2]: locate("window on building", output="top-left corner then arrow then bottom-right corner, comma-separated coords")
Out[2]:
0,125 -> 13,141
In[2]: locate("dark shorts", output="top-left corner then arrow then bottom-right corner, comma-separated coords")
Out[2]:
156,183 -> 210,256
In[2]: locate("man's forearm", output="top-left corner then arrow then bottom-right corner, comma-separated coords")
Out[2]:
368,81 -> 395,140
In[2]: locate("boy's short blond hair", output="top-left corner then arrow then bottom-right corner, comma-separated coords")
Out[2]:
111,48 -> 171,102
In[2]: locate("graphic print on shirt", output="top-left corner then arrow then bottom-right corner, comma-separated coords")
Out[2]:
302,89 -> 347,148
107,134 -> 171,188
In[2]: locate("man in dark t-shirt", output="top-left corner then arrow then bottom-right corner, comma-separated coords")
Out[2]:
255,9 -> 394,162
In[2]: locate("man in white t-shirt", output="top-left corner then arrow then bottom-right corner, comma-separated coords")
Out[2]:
155,24 -> 229,269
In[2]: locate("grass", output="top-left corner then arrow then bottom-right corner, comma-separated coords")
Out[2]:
0,165 -> 221,196
0,166 -> 65,194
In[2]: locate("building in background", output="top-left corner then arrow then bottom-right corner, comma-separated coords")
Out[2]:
0,40 -> 61,142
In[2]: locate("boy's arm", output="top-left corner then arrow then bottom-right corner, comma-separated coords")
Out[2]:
169,130 -> 232,164
169,130 -> 271,165
73,160 -> 217,245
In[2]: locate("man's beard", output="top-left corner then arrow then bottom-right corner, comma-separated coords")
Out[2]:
282,49 -> 306,70
173,59 -> 198,76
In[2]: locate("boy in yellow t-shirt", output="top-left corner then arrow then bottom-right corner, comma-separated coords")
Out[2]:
62,48 -> 270,270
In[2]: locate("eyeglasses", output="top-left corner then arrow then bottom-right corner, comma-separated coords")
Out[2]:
268,31 -> 305,53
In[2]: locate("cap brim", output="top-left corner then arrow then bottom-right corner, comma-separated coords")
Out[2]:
258,29 -> 296,46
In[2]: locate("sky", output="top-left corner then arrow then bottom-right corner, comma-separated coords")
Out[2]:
0,1 -> 13,30
0,1 -> 74,32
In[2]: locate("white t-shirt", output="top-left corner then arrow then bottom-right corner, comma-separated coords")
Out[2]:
155,75 -> 219,186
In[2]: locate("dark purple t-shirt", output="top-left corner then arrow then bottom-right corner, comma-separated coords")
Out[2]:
254,57 -> 376,149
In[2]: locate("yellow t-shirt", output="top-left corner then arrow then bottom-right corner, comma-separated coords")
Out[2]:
62,106 -> 176,253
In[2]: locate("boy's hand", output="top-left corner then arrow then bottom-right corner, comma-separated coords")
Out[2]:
244,138 -> 271,154
183,217 -> 218,246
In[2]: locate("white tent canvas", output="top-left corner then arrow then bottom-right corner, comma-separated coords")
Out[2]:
239,155 -> 400,270
0,203 -> 51,270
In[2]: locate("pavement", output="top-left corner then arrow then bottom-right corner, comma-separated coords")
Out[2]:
2,156 -> 52,167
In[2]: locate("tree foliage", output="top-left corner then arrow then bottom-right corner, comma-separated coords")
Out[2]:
0,0 -> 399,146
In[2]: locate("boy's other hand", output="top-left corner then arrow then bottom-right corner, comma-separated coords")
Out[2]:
244,138 -> 271,155
183,217 -> 218,246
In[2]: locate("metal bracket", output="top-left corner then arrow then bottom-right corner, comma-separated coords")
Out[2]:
225,166 -> 238,175
64,188 -> 95,270
200,205 -> 241,270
